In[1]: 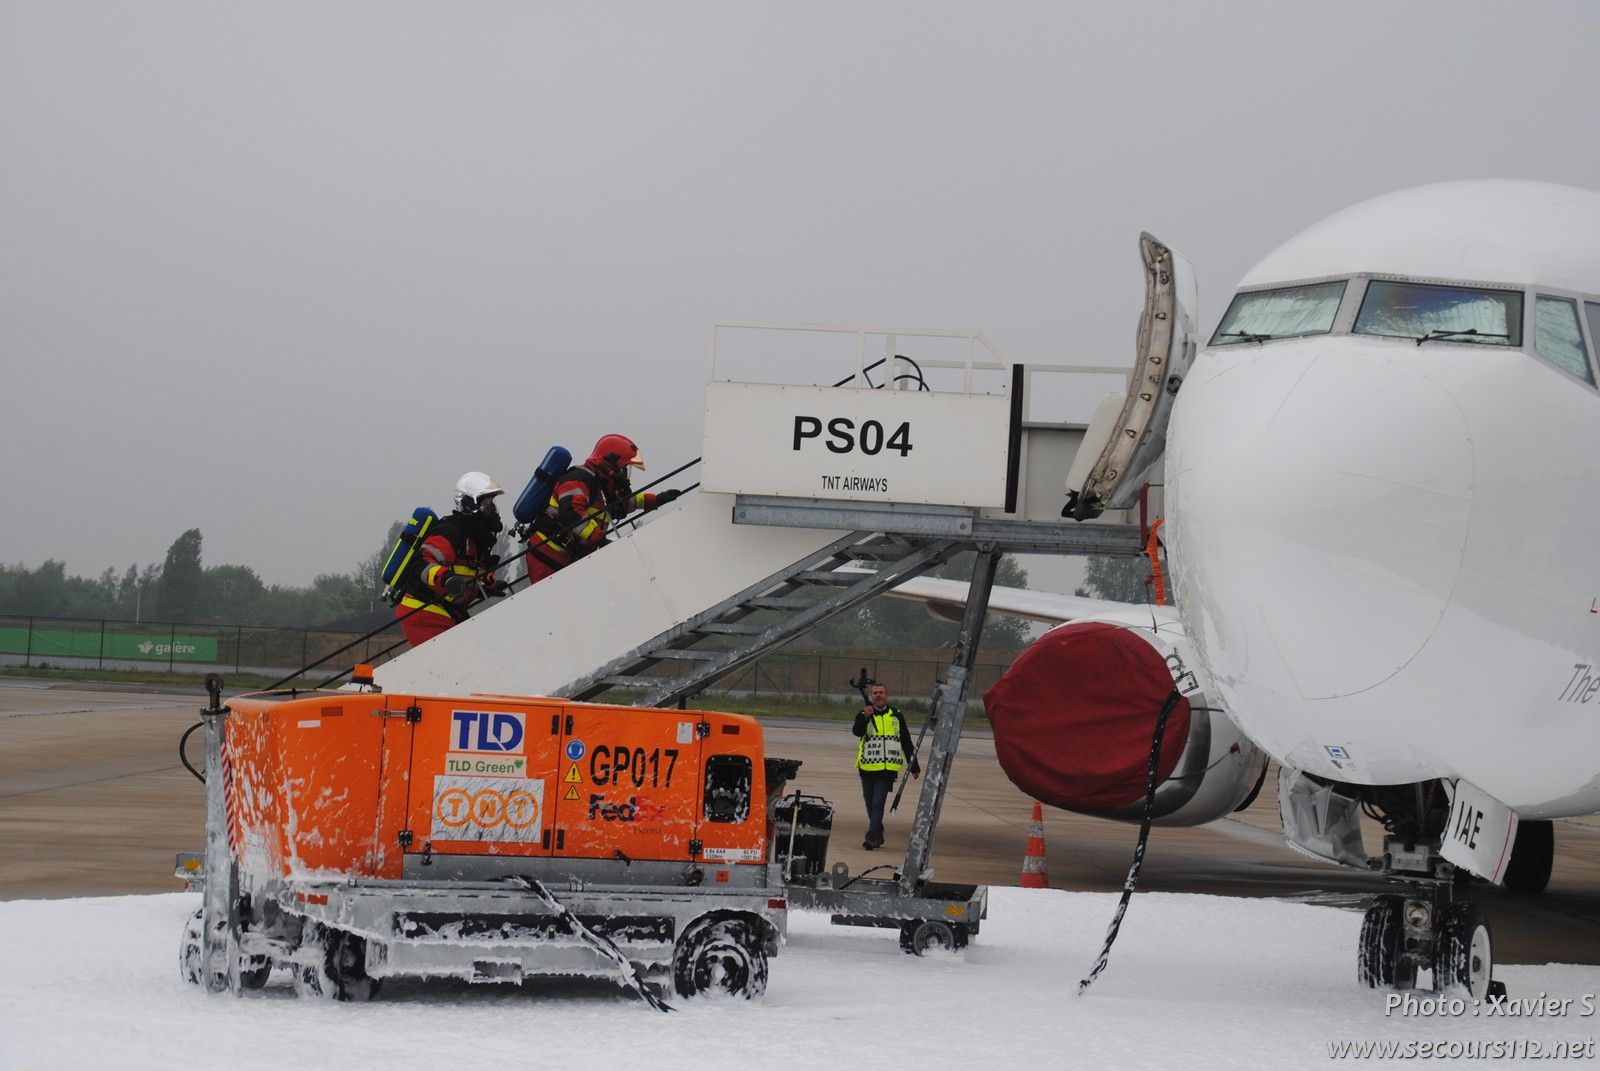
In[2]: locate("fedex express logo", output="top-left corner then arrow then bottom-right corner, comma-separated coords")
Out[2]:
451,710 -> 525,754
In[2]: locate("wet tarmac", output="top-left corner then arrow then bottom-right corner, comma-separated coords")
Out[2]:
3,681 -> 1598,967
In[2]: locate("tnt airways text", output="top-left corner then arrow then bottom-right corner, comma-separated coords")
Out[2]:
793,416 -> 913,457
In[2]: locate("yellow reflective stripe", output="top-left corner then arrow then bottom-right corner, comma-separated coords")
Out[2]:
421,562 -> 476,588
399,596 -> 454,618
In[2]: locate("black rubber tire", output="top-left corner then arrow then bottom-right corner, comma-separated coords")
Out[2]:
1502,820 -> 1554,894
179,908 -> 206,986
293,924 -> 381,1002
1436,901 -> 1494,1000
238,957 -> 272,990
672,916 -> 768,999
899,920 -> 969,956
180,907 -> 272,990
1357,894 -> 1414,989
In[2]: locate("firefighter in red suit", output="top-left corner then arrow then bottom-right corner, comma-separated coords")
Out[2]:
522,434 -> 681,585
396,471 -> 510,647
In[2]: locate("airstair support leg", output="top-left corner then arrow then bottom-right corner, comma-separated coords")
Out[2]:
899,546 -> 1000,896
200,690 -> 232,993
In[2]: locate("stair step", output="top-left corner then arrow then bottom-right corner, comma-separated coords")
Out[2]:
694,622 -> 763,636
600,675 -> 677,689
843,547 -> 902,562
794,570 -> 854,584
642,648 -> 720,662
744,597 -> 814,611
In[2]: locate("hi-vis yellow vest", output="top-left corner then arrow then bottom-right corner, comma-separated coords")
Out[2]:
857,708 -> 906,773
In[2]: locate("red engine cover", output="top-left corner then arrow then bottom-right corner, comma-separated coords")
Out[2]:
984,621 -> 1191,815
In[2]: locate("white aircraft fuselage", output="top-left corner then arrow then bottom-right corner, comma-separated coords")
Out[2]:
1165,180 -> 1600,818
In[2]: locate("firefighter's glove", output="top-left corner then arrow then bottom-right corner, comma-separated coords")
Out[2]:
486,579 -> 513,598
911,761 -> 922,780
655,488 -> 682,506
442,574 -> 478,602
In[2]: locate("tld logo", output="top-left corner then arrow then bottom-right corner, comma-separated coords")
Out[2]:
451,710 -> 525,753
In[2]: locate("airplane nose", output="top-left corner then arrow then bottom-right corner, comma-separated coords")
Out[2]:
1167,344 -> 1473,700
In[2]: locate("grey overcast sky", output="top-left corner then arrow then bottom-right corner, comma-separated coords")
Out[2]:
3,1 -> 1599,590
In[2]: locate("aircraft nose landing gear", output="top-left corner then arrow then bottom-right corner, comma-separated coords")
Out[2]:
1282,772 -> 1507,999
1358,890 -> 1503,1001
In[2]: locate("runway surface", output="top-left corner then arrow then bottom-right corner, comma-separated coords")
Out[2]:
3,680 -> 1598,966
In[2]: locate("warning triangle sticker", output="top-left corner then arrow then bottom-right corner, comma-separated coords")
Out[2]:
564,764 -> 582,783
563,785 -> 581,801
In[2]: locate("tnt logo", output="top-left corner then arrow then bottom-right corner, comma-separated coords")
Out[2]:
451,710 -> 525,753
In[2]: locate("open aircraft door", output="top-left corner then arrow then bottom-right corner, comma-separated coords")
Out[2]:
1063,233 -> 1199,519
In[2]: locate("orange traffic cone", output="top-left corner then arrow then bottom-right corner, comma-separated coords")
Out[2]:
1020,801 -> 1049,888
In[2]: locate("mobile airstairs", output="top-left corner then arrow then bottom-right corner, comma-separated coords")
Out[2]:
373,236 -> 1198,949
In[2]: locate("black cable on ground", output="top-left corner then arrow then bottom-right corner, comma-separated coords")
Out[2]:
1076,687 -> 1183,996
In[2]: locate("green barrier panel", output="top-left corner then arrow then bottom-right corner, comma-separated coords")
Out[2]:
0,627 -> 218,662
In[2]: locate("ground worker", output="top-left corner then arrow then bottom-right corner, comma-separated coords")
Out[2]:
853,681 -> 919,850
395,471 -> 510,647
522,434 -> 681,584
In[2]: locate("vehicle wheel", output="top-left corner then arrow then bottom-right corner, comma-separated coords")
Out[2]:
238,956 -> 272,990
293,924 -> 381,1002
672,916 -> 768,999
1502,820 -> 1553,894
1357,895 -> 1415,989
899,920 -> 969,956
1436,901 -> 1493,1000
179,908 -> 206,986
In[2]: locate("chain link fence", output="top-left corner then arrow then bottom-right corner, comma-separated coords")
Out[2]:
0,613 -> 1017,701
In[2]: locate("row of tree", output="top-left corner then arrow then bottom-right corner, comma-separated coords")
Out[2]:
0,519 -> 1154,644
0,527 -> 397,630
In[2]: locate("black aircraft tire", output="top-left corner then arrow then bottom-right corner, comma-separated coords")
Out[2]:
1436,902 -> 1494,1000
1357,895 -> 1413,989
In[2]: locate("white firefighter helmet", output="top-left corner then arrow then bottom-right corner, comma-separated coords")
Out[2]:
454,471 -> 504,511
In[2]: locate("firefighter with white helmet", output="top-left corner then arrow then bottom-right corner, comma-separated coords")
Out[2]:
394,471 -> 510,647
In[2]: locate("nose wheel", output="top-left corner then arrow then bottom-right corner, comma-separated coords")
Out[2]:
1436,901 -> 1495,1000
1358,891 -> 1499,999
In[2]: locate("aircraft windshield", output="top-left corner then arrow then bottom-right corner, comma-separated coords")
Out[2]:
1210,281 -> 1346,345
1354,281 -> 1522,346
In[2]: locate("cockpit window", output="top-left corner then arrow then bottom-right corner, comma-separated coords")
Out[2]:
1354,281 -> 1522,347
1210,281 -> 1346,345
1535,296 -> 1593,383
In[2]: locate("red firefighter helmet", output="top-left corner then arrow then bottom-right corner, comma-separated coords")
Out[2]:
589,434 -> 645,473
